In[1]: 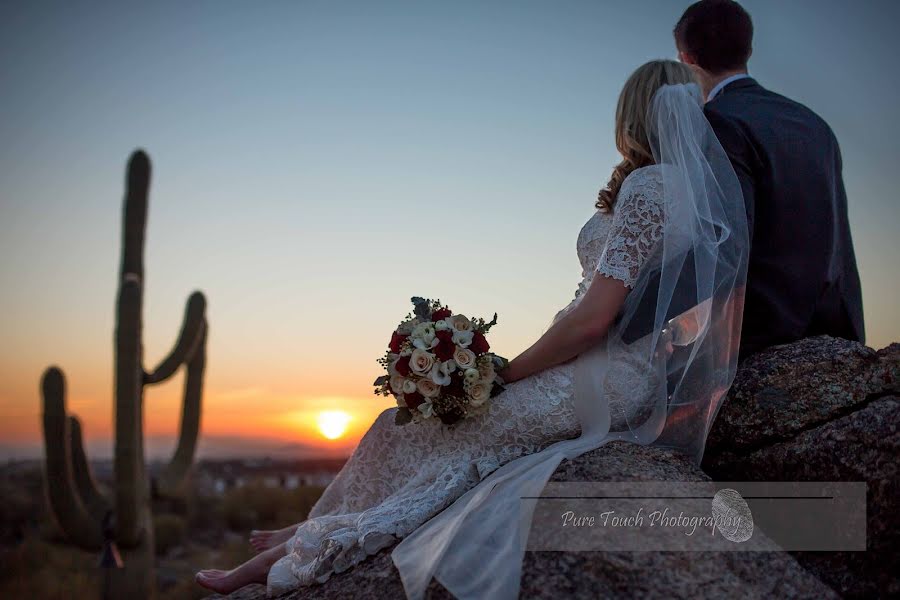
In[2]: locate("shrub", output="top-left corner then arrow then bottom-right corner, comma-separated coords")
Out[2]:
221,482 -> 324,532
154,514 -> 187,556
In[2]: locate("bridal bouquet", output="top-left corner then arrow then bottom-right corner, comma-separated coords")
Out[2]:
375,297 -> 508,426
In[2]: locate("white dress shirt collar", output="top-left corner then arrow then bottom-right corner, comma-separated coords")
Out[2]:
706,73 -> 751,102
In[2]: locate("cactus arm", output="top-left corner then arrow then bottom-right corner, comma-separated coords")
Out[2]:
68,415 -> 111,522
41,367 -> 103,550
114,152 -> 151,547
144,291 -> 207,385
156,320 -> 207,496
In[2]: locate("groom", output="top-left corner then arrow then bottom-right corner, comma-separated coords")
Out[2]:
674,0 -> 865,359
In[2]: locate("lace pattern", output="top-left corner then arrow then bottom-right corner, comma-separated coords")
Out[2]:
596,166 -> 665,288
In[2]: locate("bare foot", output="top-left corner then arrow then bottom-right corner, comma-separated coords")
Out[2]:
250,524 -> 298,553
195,567 -> 265,594
196,541 -> 288,595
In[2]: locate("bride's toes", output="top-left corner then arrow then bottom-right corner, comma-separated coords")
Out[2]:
196,569 -> 227,578
195,570 -> 237,593
195,571 -> 217,588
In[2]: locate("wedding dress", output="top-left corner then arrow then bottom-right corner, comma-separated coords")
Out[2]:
268,84 -> 749,599
266,166 -> 668,595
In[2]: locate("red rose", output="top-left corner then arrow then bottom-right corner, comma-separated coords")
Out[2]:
432,307 -> 452,321
434,330 -> 455,361
405,391 -> 424,410
395,355 -> 411,376
389,331 -> 408,353
470,330 -> 490,354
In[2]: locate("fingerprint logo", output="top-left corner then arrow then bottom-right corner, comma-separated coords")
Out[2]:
711,488 -> 754,542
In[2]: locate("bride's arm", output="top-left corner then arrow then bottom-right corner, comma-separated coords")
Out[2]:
500,169 -> 667,384
499,275 -> 629,383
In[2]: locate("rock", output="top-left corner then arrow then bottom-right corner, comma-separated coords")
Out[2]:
210,444 -> 834,600
525,444 -> 836,600
704,337 -> 899,598
206,584 -> 267,600
705,336 -> 898,458
707,397 -> 899,599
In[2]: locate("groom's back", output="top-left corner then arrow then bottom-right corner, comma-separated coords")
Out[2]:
704,78 -> 865,358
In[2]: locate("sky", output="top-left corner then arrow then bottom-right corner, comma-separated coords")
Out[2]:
1,0 -> 898,460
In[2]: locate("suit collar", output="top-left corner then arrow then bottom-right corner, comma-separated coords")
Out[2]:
707,73 -> 752,101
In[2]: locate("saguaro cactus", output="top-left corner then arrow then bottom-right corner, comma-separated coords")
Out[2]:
40,150 -> 208,598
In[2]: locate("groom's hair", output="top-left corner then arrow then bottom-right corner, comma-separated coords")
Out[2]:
674,0 -> 753,74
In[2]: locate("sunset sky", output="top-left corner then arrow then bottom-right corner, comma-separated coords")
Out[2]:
1,1 -> 898,460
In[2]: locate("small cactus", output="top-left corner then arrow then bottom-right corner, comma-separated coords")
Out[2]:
40,150 -> 207,599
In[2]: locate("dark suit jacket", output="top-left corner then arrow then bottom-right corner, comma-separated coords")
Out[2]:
704,77 -> 865,359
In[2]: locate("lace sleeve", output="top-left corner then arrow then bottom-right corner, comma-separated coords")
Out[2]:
596,169 -> 665,288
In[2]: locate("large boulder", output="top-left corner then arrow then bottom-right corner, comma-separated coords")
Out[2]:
714,397 -> 897,598
703,338 -> 899,598
210,444 -> 835,600
704,337 -> 897,458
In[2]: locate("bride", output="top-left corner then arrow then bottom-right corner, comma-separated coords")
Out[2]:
196,59 -> 749,598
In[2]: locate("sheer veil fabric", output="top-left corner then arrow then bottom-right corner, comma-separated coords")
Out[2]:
391,83 -> 750,600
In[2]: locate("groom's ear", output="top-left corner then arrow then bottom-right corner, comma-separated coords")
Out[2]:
678,50 -> 699,67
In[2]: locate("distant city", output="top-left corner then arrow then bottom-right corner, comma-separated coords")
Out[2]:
1,433 -> 356,463
3,454 -> 348,499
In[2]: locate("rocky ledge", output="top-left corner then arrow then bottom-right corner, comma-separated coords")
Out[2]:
209,336 -> 899,599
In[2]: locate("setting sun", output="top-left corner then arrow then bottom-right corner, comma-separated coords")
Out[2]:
317,410 -> 352,440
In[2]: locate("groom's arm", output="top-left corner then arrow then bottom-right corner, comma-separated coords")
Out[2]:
704,108 -> 756,246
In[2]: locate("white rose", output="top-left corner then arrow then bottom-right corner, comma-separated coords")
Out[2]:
452,329 -> 474,348
449,314 -> 472,332
468,381 -> 491,407
410,348 -> 435,375
464,368 -> 480,383
454,347 -> 476,370
435,319 -> 450,331
402,379 -> 417,394
417,377 -> 441,398
430,363 -> 451,386
390,375 -> 406,394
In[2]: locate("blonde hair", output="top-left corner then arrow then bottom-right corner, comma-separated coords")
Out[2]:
597,60 -> 696,213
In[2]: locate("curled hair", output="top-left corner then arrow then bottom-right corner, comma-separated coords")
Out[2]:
597,60 -> 696,213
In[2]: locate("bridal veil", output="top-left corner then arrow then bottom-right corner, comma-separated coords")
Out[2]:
391,82 -> 750,600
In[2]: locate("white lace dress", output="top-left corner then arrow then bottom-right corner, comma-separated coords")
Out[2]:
266,165 -> 665,596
